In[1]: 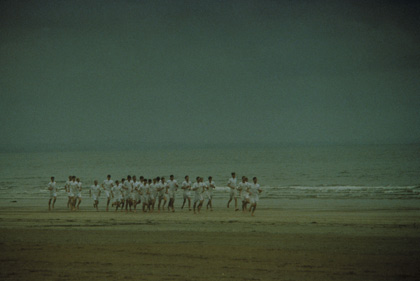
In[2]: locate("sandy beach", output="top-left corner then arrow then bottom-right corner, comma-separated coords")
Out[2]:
0,199 -> 419,281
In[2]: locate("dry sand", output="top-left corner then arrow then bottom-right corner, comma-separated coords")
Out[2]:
1,201 -> 419,281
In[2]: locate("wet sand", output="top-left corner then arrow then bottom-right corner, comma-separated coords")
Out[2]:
1,202 -> 420,280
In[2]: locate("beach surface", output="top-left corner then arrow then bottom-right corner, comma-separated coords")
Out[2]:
1,200 -> 419,281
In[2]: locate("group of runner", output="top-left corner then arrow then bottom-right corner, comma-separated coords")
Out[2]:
47,172 -> 262,215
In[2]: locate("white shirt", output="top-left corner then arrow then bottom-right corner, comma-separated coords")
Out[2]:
182,180 -> 191,193
141,183 -> 149,195
149,183 -> 157,195
48,181 -> 56,193
249,183 -> 261,197
205,181 -> 216,193
227,177 -> 237,190
113,184 -> 123,197
167,179 -> 178,192
123,181 -> 132,194
133,181 -> 140,193
158,181 -> 167,195
238,182 -> 248,194
70,181 -> 78,194
65,180 -> 71,192
103,179 -> 114,191
91,184 -> 101,197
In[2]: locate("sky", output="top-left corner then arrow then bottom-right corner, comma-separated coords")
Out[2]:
1,0 -> 419,151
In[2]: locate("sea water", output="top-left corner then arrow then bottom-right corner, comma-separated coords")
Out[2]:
0,144 -> 419,207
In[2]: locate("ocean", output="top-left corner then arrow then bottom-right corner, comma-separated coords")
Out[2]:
1,144 -> 419,207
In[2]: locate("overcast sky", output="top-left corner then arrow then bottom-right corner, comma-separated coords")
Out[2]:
1,0 -> 419,151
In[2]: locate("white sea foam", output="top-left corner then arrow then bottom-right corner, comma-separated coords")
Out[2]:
0,145 -> 419,201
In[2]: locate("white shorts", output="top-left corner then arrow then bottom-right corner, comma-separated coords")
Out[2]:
230,189 -> 237,199
124,193 -> 131,200
206,192 -> 213,200
183,192 -> 191,200
134,192 -> 141,201
92,195 -> 99,201
250,195 -> 259,204
113,196 -> 122,203
168,190 -> 175,199
67,192 -> 71,197
194,194 -> 203,203
76,193 -> 82,199
104,190 -> 111,198
49,192 -> 57,199
149,193 -> 155,201
69,193 -> 74,197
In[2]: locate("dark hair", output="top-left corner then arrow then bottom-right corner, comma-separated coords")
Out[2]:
253,177 -> 257,180
231,172 -> 235,175
185,175 -> 189,179
208,176 -> 212,179
170,174 -> 174,177
107,174 -> 111,178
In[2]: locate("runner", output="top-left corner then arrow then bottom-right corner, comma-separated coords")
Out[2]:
90,180 -> 101,211
102,175 -> 114,211
248,177 -> 262,216
167,175 -> 178,212
205,176 -> 216,211
47,176 -> 57,211
227,172 -> 238,211
181,175 -> 192,211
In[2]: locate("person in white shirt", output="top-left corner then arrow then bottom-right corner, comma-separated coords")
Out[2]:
157,177 -> 168,212
65,175 -> 72,209
248,177 -> 262,216
167,175 -> 178,212
123,175 -> 133,212
111,180 -> 123,211
181,175 -> 192,211
132,176 -> 141,212
90,180 -> 101,211
69,176 -> 78,211
227,172 -> 239,211
47,176 -> 57,211
140,179 -> 150,212
146,179 -> 153,212
237,176 -> 249,212
75,178 -> 83,210
148,178 -> 158,212
102,174 -> 114,211
205,176 -> 216,211
192,177 -> 205,214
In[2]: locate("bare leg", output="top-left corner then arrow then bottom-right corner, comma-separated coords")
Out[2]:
251,203 -> 257,216
52,197 -> 56,209
181,198 -> 186,209
227,197 -> 232,208
197,200 -> 203,213
48,199 -> 52,211
162,199 -> 167,211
